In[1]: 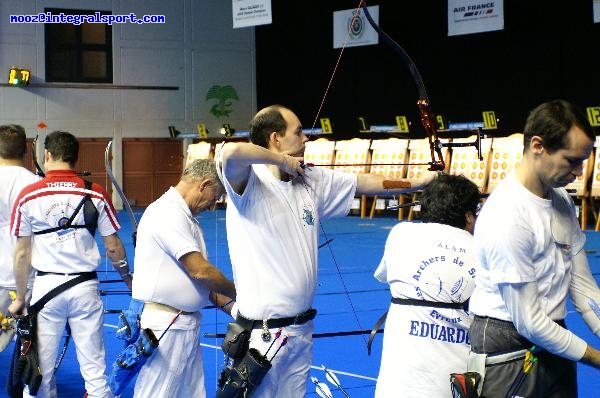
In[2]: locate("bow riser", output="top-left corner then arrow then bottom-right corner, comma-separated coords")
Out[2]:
416,99 -> 445,171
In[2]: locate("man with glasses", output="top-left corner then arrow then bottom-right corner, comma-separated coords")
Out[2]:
131,159 -> 235,398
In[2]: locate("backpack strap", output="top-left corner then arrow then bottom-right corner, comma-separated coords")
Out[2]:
34,180 -> 99,237
82,180 -> 99,236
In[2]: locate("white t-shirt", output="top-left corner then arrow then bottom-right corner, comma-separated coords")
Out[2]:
11,170 -> 119,274
470,174 -> 585,321
222,163 -> 356,320
374,222 -> 475,398
132,187 -> 210,312
0,165 -> 39,288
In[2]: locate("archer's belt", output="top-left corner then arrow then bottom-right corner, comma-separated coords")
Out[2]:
391,296 -> 469,311
36,271 -> 97,278
144,302 -> 196,315
236,308 -> 317,330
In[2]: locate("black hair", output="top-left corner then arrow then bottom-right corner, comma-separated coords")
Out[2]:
419,174 -> 481,229
0,124 -> 27,159
523,100 -> 594,153
249,105 -> 288,148
44,131 -> 79,166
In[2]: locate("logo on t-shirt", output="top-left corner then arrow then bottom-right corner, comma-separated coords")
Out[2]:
411,254 -> 474,303
302,206 -> 314,226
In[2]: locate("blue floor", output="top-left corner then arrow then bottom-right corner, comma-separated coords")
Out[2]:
2,208 -> 600,397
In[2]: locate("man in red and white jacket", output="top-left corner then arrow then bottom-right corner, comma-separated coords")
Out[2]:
9,131 -> 130,398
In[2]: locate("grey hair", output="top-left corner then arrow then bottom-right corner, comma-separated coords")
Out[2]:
182,158 -> 219,182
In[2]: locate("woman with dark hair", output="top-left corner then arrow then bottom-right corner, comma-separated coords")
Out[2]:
374,174 -> 481,397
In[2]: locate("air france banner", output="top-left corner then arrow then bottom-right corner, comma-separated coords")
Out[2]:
232,0 -> 272,29
448,0 -> 504,36
333,6 -> 379,49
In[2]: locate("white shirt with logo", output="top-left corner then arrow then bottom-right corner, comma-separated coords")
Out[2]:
222,164 -> 356,321
374,222 -> 476,397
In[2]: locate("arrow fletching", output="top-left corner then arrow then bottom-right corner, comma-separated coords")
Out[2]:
322,364 -> 350,397
311,377 -> 333,398
322,365 -> 341,386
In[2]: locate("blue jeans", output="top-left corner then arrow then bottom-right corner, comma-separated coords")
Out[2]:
469,315 -> 576,398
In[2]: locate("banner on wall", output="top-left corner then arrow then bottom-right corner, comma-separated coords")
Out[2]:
232,0 -> 272,28
448,0 -> 504,36
333,6 -> 379,49
594,0 -> 600,23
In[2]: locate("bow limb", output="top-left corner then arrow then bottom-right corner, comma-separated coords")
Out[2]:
32,134 -> 45,177
361,3 -> 445,171
105,140 -> 138,245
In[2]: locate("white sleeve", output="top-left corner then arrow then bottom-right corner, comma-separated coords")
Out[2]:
501,281 -> 587,361
374,224 -> 403,284
214,141 -> 226,185
230,301 -> 239,319
570,251 -> 600,337
313,168 -> 356,220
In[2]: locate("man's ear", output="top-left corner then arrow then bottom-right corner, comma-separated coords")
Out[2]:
529,135 -> 545,155
199,179 -> 212,191
268,131 -> 280,148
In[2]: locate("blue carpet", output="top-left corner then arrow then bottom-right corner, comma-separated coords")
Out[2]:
2,208 -> 600,397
